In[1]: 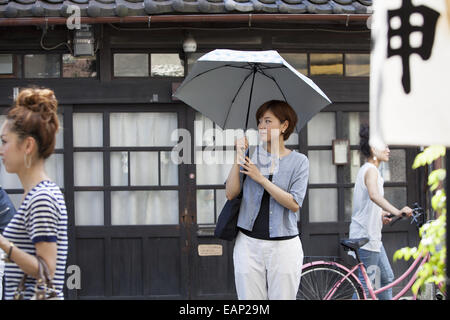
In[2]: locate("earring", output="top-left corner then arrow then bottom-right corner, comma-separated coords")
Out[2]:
24,154 -> 32,169
373,156 -> 377,161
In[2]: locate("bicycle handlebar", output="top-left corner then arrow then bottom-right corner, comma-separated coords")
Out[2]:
388,212 -> 407,226
387,203 -> 424,227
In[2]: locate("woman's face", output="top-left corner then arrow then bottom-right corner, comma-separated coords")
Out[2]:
0,121 -> 26,173
372,145 -> 391,162
257,110 -> 287,143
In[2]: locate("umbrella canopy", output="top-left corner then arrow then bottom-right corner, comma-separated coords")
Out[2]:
174,49 -> 331,131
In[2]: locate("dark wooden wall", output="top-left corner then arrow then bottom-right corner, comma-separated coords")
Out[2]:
0,23 -> 422,299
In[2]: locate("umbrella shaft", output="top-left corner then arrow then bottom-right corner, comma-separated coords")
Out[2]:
245,67 -> 258,130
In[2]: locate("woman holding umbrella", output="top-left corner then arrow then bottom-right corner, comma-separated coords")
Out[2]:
225,100 -> 309,300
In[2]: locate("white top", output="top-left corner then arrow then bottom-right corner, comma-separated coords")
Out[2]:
349,162 -> 384,252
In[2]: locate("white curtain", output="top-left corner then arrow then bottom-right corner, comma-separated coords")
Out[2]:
308,150 -> 336,184
73,113 -> 103,147
110,112 -> 177,147
309,188 -> 338,223
73,112 -> 179,226
74,152 -> 103,186
75,191 -> 104,226
111,191 -> 178,225
130,152 -> 158,186
307,112 -> 336,146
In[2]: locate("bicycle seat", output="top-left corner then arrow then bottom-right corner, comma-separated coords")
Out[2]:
340,238 -> 369,252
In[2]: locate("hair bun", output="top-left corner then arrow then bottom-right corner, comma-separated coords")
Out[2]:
359,124 -> 371,157
8,87 -> 60,159
359,123 -> 369,139
16,88 -> 58,119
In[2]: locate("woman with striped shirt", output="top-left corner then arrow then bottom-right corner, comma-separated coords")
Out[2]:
0,87 -> 67,300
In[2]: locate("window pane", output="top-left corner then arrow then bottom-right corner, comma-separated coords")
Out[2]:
130,152 -> 158,186
307,112 -> 335,146
345,54 -> 370,77
384,187 -> 407,210
344,188 -> 354,222
310,53 -> 343,76
111,191 -> 179,225
308,150 -> 337,183
114,53 -> 148,77
281,53 -> 308,75
342,112 -> 369,145
380,149 -> 406,183
55,114 -> 64,149
196,150 -> 234,185
110,112 -> 177,147
74,152 -> 103,186
195,112 -> 241,147
0,117 -> 20,188
285,132 -> 299,146
197,189 -> 214,224
110,152 -> 128,186
73,113 -> 103,147
7,194 -> 23,211
24,54 -> 60,78
0,162 -> 21,189
151,54 -> 184,77
63,54 -> 97,78
309,188 -> 338,222
343,150 -> 365,183
215,189 -> 227,223
344,149 -> 406,184
0,54 -> 13,74
75,191 -> 104,225
161,151 -> 178,186
195,113 -> 214,147
45,154 -> 64,188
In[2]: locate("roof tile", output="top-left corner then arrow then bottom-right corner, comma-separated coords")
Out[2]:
0,0 -> 372,17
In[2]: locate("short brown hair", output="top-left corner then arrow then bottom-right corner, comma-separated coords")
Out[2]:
7,87 -> 59,159
255,100 -> 298,140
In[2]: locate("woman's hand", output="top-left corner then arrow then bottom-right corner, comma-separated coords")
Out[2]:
240,156 -> 265,184
382,211 -> 392,225
235,136 -> 249,165
399,206 -> 413,217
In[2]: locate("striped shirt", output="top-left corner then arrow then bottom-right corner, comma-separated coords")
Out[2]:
3,180 -> 68,300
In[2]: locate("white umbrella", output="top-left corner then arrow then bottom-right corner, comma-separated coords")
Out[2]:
174,49 -> 331,131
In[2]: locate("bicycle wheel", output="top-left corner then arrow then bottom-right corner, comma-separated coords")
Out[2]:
298,264 -> 365,300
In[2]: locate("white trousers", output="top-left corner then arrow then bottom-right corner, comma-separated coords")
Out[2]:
233,231 -> 303,300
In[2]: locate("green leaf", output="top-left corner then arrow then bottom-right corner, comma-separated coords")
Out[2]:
428,169 -> 446,191
412,145 -> 446,169
396,146 -> 446,297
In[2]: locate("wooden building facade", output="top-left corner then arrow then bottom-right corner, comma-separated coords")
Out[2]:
0,0 -> 425,299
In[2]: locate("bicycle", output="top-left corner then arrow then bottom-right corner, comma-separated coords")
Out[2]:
297,204 -> 444,300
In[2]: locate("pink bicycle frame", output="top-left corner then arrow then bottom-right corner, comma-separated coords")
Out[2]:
373,252 -> 429,300
303,252 -> 430,300
302,260 -> 368,300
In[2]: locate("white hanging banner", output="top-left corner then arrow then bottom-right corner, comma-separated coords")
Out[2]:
370,0 -> 450,148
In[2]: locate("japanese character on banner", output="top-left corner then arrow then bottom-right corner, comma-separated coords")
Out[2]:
370,0 -> 450,148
